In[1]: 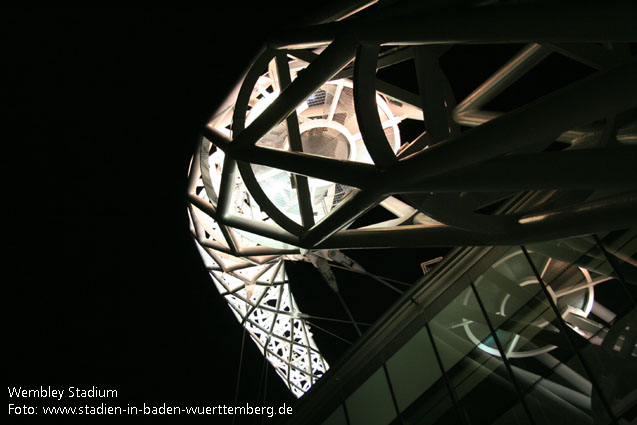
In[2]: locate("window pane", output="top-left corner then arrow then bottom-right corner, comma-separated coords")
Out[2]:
386,328 -> 442,412
490,402 -> 534,425
428,284 -> 531,425
399,378 -> 463,425
473,245 -> 608,424
345,368 -> 397,425
321,404 -> 348,425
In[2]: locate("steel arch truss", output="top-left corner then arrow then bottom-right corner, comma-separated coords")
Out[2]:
194,0 -> 637,252
189,223 -> 328,398
186,0 -> 637,397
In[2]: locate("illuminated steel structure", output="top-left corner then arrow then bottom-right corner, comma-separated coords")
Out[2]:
187,0 -> 637,399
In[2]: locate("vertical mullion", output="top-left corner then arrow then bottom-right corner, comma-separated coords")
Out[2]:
422,319 -> 471,425
381,363 -> 403,423
342,401 -> 352,425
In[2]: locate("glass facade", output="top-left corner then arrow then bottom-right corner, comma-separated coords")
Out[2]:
319,230 -> 636,425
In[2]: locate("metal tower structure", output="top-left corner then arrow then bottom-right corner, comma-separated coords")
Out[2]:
186,0 -> 637,397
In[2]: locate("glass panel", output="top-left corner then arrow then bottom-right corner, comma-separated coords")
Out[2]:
473,246 -> 608,424
383,326 -> 462,425
321,404 -> 348,425
527,232 -> 637,424
398,378 -> 463,425
596,229 -> 637,303
386,328 -> 442,412
428,284 -> 531,425
490,402 -> 534,425
345,368 -> 397,425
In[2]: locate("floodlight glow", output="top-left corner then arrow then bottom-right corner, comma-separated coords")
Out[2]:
186,49 -> 426,396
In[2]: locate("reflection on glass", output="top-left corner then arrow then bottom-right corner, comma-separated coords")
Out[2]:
471,244 -> 616,424
429,285 -> 530,425
527,233 -> 637,424
312,232 -> 635,425
316,231 -> 635,425
471,249 -> 563,358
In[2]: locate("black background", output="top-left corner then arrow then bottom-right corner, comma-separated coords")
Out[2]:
8,7 -> 306,425
8,6 -> 431,425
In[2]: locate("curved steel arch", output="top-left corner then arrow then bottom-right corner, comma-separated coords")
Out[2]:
187,0 -> 637,397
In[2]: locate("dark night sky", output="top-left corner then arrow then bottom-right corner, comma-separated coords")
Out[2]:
8,7 -> 306,425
